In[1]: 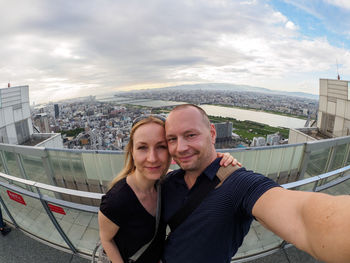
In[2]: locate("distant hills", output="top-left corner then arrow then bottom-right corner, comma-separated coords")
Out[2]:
154,83 -> 319,100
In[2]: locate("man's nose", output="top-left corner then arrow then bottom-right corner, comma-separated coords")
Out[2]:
176,137 -> 188,152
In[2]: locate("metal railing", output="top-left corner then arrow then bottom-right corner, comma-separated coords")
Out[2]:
1,163 -> 350,261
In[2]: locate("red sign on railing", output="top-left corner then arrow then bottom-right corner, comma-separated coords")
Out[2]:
7,190 -> 26,205
48,204 -> 66,215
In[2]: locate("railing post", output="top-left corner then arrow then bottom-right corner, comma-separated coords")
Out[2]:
36,187 -> 78,254
0,150 -> 10,175
298,144 -> 310,180
15,153 -> 34,192
41,153 -> 62,200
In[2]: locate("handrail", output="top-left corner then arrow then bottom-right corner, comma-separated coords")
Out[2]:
0,172 -> 103,199
1,164 -> 350,201
1,161 -> 350,260
281,164 -> 350,190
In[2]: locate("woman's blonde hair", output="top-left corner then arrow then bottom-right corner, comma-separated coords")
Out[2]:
108,115 -> 167,190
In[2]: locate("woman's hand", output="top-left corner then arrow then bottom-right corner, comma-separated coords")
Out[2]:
217,152 -> 242,167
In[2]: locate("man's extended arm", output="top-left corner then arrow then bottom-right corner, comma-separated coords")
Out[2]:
252,187 -> 350,263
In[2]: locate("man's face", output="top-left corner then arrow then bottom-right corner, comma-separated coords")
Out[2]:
165,107 -> 216,173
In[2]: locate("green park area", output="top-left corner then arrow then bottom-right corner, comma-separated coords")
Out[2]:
209,116 -> 289,143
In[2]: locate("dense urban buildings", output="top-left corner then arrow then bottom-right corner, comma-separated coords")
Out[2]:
28,88 -> 317,150
119,89 -> 318,118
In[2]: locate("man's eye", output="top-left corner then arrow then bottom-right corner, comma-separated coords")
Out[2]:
188,134 -> 196,138
167,138 -> 176,142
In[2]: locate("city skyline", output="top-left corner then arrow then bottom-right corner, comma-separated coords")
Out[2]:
1,0 -> 350,104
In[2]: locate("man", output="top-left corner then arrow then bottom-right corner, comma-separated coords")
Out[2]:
161,104 -> 350,263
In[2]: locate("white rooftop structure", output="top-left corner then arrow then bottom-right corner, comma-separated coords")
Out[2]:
0,85 -> 33,144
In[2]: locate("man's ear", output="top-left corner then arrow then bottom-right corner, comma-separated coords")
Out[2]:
210,124 -> 216,144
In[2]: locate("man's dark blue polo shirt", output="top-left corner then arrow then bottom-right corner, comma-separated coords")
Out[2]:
161,158 -> 279,263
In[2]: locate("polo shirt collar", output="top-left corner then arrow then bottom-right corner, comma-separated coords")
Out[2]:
203,157 -> 221,180
171,157 -> 222,185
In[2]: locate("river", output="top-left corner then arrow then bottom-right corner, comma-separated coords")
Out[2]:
199,105 -> 306,129
98,96 -> 306,129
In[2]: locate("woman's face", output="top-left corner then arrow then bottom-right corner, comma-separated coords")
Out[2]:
132,122 -> 171,181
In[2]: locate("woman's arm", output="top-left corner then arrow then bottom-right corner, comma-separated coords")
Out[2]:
217,152 -> 242,167
98,211 -> 124,263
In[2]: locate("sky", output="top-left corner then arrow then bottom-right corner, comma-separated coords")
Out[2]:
1,0 -> 350,104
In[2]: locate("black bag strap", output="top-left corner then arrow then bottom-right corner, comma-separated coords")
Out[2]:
128,182 -> 162,263
168,165 -> 239,232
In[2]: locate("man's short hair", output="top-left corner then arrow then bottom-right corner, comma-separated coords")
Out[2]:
169,104 -> 211,127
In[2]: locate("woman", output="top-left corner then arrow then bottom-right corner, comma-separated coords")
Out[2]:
98,115 -> 238,263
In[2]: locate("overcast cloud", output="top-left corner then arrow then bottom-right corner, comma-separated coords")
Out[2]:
1,0 -> 350,103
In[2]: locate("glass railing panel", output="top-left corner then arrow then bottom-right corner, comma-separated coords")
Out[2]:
267,148 -> 284,176
234,220 -> 282,259
306,147 -> 331,177
318,177 -> 350,195
0,152 -> 4,173
79,152 -> 98,180
3,151 -> 21,178
0,186 -> 67,248
254,149 -> 271,175
278,146 -> 295,172
47,150 -> 64,178
70,152 -> 87,180
290,145 -> 304,171
50,204 -> 99,255
329,143 -> 348,171
21,154 -> 48,183
21,154 -> 57,197
96,153 -> 124,181
239,150 -> 258,172
82,152 -> 123,182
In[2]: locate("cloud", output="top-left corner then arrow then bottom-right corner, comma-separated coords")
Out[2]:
0,0 -> 349,103
285,21 -> 298,30
324,0 -> 350,10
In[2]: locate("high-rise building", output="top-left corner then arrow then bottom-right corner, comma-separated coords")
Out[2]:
267,133 -> 280,145
33,113 -> 50,133
214,122 -> 233,139
54,104 -> 59,118
318,79 -> 350,137
252,136 -> 266,147
289,78 -> 350,144
0,85 -> 33,144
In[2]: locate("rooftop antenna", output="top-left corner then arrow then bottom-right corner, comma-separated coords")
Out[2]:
336,60 -> 340,80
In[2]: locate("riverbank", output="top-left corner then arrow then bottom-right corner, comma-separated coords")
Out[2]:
211,104 -> 308,120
